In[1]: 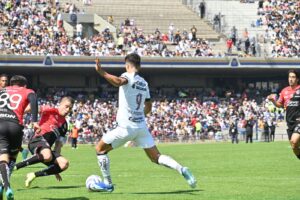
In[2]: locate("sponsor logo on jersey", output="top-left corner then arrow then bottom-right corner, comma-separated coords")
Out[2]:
128,109 -> 143,116
132,81 -> 147,91
0,113 -> 16,119
287,101 -> 299,107
128,116 -> 144,123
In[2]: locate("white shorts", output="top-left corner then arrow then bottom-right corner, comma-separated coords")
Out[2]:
102,126 -> 155,149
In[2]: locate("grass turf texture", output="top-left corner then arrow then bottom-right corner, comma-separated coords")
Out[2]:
11,142 -> 299,200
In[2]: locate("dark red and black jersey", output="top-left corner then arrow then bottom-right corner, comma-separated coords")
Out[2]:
278,85 -> 300,125
0,86 -> 35,125
35,106 -> 68,147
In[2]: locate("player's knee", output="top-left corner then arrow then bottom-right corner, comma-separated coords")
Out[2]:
42,153 -> 53,163
95,145 -> 103,154
59,159 -> 69,171
57,158 -> 69,171
290,139 -> 299,150
95,142 -> 110,154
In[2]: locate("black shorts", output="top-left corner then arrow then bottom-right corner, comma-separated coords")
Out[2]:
28,136 -> 61,163
287,122 -> 300,140
0,120 -> 24,155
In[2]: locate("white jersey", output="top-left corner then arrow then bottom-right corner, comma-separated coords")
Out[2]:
117,72 -> 150,128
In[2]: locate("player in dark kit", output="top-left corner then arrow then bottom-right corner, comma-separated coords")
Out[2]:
14,96 -> 73,188
0,74 -> 30,161
0,75 -> 39,200
268,69 -> 300,159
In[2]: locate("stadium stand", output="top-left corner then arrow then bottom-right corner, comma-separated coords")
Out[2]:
0,0 -> 216,57
62,0 -> 220,40
257,0 -> 300,57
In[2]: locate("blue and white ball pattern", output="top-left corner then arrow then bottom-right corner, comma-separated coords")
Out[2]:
86,175 -> 102,191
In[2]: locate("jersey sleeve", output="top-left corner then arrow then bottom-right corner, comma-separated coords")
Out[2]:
120,72 -> 129,81
277,89 -> 284,105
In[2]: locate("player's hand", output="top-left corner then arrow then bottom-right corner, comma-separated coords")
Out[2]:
32,122 -> 41,134
95,57 -> 102,72
267,94 -> 277,102
55,174 -> 62,181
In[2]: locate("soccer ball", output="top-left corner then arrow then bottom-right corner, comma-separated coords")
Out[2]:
86,175 -> 102,191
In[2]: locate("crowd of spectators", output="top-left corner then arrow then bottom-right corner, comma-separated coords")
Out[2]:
22,86 -> 284,144
227,26 -> 262,57
5,0 -> 300,58
0,0 -> 215,57
257,0 -> 300,57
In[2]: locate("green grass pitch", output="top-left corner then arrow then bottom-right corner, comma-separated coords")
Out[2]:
10,142 -> 300,200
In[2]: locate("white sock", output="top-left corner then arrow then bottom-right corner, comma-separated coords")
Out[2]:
158,155 -> 183,174
97,154 -> 112,185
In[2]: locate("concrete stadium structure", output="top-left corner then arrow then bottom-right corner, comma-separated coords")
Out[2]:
0,56 -> 298,91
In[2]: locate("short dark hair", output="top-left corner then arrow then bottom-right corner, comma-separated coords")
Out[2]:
288,69 -> 299,79
125,53 -> 141,70
60,96 -> 74,105
10,75 -> 28,86
0,74 -> 8,79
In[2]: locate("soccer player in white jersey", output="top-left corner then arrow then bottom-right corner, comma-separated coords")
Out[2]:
94,53 -> 197,192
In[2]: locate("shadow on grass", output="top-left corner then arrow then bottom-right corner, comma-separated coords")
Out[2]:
17,185 -> 83,191
45,185 -> 83,189
41,197 -> 89,200
131,189 -> 203,195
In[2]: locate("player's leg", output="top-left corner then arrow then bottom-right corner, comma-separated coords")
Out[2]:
55,156 -> 69,171
136,128 -> 197,188
0,154 -> 12,200
21,148 -> 29,160
3,121 -> 23,200
25,151 -> 63,188
15,140 -> 53,170
95,127 -> 131,191
144,146 -> 197,188
290,133 -> 300,159
96,139 -> 113,187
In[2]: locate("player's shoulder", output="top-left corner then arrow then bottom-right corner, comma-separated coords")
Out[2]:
135,73 -> 148,84
281,86 -> 291,93
20,87 -> 35,95
120,72 -> 130,79
5,86 -> 34,94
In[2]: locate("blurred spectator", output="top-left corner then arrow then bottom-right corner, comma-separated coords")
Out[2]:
199,0 -> 206,19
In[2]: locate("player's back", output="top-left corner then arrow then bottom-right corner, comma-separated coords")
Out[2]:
0,86 -> 34,125
117,72 -> 150,128
36,106 -> 68,146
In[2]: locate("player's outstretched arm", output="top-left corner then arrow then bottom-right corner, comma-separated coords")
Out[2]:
267,94 -> 283,108
95,58 -> 128,87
